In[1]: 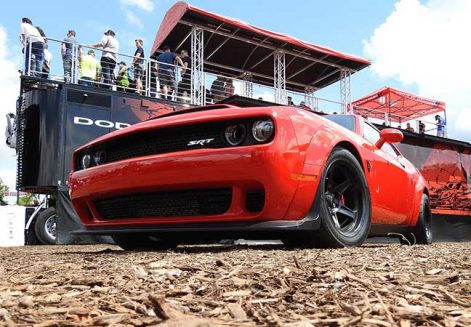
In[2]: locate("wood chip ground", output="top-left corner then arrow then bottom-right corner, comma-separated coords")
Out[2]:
0,242 -> 470,326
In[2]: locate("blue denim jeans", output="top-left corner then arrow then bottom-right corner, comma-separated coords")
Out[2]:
63,58 -> 72,83
25,42 -> 44,77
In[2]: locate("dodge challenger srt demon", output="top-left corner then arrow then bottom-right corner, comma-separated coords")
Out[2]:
69,104 -> 432,249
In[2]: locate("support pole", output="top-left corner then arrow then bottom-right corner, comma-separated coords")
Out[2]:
190,27 -> 204,105
340,69 -> 351,114
274,50 -> 287,104
304,86 -> 317,111
242,72 -> 253,98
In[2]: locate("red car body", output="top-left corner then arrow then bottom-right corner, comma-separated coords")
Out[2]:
69,105 -> 429,246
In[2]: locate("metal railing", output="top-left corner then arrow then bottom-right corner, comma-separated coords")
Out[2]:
352,105 -> 447,137
22,36 -> 350,113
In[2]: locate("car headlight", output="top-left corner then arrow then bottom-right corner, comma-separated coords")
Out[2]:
252,119 -> 274,142
225,124 -> 247,146
93,151 -> 106,166
81,154 -> 91,169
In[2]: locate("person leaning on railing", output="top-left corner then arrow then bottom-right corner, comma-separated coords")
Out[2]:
90,30 -> 119,89
20,17 -> 45,77
157,45 -> 184,100
79,50 -> 101,87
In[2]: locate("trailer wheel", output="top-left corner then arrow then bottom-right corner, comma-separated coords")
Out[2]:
34,207 -> 57,245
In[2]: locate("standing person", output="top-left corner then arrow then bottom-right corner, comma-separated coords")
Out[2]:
42,43 -> 52,79
418,120 -> 425,135
116,61 -> 129,92
405,122 -> 414,133
210,75 -> 226,103
435,115 -> 446,137
79,49 -> 100,87
149,59 -> 158,97
61,30 -> 78,83
177,49 -> 191,101
157,45 -> 184,100
91,30 -> 119,89
20,18 -> 45,77
36,27 -> 50,79
133,39 -> 145,94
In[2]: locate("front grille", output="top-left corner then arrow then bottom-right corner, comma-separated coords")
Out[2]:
104,121 -> 228,164
246,190 -> 265,212
94,188 -> 232,220
75,117 -> 274,170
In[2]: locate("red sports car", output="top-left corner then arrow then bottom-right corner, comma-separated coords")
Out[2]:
69,104 -> 432,249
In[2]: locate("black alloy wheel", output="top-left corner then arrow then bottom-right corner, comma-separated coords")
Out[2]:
284,148 -> 371,248
413,194 -> 433,244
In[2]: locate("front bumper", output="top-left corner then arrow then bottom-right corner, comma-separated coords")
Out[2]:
69,114 -> 323,231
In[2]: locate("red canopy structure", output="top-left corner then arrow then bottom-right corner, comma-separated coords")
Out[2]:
151,1 -> 370,92
352,87 -> 446,122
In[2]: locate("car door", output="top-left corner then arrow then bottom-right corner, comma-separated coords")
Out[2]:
362,123 -> 414,224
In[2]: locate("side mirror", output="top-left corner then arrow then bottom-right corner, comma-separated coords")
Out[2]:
375,128 -> 403,149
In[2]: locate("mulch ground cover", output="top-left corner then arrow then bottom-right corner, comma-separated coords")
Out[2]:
0,242 -> 470,326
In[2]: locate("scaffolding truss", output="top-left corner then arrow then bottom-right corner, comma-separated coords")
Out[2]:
274,50 -> 287,104
241,72 -> 253,98
340,69 -> 351,114
304,87 -> 318,111
191,27 -> 204,105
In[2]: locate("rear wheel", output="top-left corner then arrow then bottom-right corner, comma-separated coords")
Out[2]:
413,194 -> 432,244
285,148 -> 371,248
34,207 -> 57,245
112,234 -> 179,251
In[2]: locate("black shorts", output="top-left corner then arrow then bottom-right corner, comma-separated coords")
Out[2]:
159,69 -> 174,88
133,64 -> 143,81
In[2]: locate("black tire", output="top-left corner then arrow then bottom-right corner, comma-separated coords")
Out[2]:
34,207 -> 57,245
285,148 -> 371,248
413,194 -> 432,244
112,234 -> 179,251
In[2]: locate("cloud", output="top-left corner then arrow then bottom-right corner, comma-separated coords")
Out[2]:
0,26 -> 20,190
125,11 -> 144,30
120,0 -> 154,12
363,0 -> 471,142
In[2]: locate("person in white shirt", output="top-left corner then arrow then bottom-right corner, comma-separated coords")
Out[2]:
90,30 -> 119,89
20,17 -> 45,77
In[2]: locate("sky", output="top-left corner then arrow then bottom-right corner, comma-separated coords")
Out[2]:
0,0 -> 470,190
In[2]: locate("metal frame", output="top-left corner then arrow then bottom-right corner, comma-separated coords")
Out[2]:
340,69 -> 351,114
191,27 -> 204,105
241,72 -> 253,98
274,50 -> 287,104
179,20 -> 353,71
304,87 -> 318,112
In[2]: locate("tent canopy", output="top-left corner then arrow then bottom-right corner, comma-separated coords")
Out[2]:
352,87 -> 446,122
151,1 -> 370,92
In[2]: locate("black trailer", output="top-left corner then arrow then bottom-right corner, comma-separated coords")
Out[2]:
13,77 -> 182,244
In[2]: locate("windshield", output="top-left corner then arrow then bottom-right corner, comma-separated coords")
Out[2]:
324,115 -> 355,132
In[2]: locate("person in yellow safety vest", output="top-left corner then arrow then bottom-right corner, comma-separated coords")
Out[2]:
116,61 -> 129,92
79,49 -> 101,87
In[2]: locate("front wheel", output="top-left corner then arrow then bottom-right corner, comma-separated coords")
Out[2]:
34,207 -> 57,245
287,148 -> 371,248
413,194 -> 432,244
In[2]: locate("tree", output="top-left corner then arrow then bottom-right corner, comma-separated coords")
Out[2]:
18,193 -> 35,206
0,178 -> 9,206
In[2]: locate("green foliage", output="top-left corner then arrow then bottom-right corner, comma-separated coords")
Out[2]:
0,178 -> 9,206
18,193 -> 35,206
